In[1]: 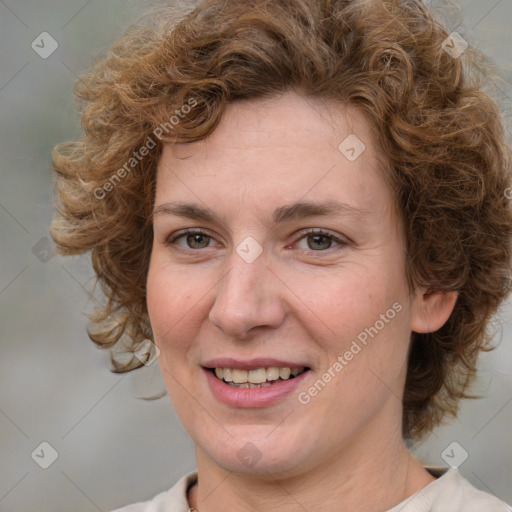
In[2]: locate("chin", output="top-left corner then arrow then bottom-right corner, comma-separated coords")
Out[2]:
197,426 -> 317,478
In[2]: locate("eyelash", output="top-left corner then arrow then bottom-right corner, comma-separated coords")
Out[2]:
166,228 -> 348,256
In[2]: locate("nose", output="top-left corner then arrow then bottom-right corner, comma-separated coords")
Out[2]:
208,246 -> 286,339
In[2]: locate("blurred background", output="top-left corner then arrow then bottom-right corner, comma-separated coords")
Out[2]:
0,1 -> 511,510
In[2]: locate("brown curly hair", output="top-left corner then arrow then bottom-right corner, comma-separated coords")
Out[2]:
50,0 -> 512,440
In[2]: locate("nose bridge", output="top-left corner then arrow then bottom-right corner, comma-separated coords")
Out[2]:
208,241 -> 284,337
224,253 -> 263,301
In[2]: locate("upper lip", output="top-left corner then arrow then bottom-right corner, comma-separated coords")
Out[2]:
202,358 -> 310,370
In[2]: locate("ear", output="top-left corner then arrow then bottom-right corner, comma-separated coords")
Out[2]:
410,287 -> 458,333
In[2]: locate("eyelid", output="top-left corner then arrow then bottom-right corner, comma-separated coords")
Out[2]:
166,228 -> 219,247
294,227 -> 349,244
166,227 -> 349,254
292,228 -> 349,253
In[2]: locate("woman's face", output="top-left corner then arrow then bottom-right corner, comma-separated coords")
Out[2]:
147,91 -> 427,477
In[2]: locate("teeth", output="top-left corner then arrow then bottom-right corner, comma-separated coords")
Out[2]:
279,367 -> 291,379
232,369 -> 248,383
266,367 -> 280,381
248,368 -> 267,383
227,381 -> 272,388
212,366 -> 306,385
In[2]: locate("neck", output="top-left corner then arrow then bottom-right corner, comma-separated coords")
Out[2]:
188,424 -> 434,512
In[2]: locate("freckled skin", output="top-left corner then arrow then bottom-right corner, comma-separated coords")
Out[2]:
147,92 -> 457,512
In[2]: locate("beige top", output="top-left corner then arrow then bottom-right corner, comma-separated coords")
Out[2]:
110,468 -> 511,512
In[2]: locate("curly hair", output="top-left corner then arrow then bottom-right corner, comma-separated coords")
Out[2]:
50,0 -> 512,441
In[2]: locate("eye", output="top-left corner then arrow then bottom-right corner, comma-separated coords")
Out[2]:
166,228 -> 348,255
168,229 -> 217,250
294,229 -> 347,252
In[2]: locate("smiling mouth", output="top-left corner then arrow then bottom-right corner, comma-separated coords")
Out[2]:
209,366 -> 309,388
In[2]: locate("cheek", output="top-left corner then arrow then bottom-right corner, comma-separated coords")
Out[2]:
146,258 -> 200,403
146,257 -> 194,347
146,262 -> 173,335
288,264 -> 398,338
287,260 -> 411,375
146,252 -> 216,374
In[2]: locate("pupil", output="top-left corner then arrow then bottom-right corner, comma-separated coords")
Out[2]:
188,234 -> 209,248
309,235 -> 330,250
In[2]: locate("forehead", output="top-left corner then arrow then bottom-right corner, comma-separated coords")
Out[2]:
154,91 -> 394,228
166,92 -> 371,162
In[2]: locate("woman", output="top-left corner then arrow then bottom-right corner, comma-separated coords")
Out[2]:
50,0 -> 512,510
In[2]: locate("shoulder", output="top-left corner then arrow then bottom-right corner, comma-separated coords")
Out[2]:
444,470 -> 511,512
388,467 -> 511,512
108,472 -> 198,512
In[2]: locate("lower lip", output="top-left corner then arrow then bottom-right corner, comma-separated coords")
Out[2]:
204,368 -> 310,408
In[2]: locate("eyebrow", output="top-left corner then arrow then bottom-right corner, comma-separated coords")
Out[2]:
153,200 -> 370,226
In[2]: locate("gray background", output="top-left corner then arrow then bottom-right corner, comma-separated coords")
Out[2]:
0,1 -> 511,511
